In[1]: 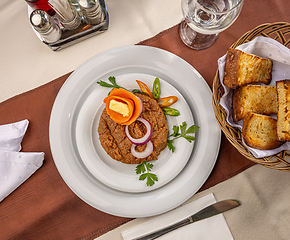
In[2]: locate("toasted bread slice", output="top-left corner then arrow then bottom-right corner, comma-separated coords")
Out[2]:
242,112 -> 284,150
277,80 -> 290,141
224,48 -> 273,89
232,85 -> 278,123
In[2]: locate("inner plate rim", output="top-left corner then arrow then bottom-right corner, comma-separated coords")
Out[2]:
75,73 -> 195,193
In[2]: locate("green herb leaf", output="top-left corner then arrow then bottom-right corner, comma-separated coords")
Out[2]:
97,76 -> 127,90
185,125 -> 200,134
150,173 -> 158,181
131,89 -> 144,94
135,161 -> 158,186
180,121 -> 187,135
146,173 -> 158,186
135,161 -> 146,174
167,139 -> 175,152
170,125 -> 180,137
108,76 -> 117,85
96,80 -> 116,88
139,173 -> 148,181
167,121 -> 199,152
146,162 -> 153,172
184,135 -> 196,143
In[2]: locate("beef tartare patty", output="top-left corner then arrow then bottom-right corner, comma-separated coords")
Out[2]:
98,93 -> 168,164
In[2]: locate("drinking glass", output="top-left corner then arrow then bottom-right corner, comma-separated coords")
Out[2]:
180,0 -> 244,50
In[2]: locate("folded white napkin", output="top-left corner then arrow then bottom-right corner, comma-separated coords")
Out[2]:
218,36 -> 290,158
0,120 -> 44,202
0,119 -> 28,152
121,193 -> 234,240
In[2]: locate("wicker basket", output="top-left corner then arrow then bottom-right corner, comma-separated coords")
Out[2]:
212,22 -> 290,171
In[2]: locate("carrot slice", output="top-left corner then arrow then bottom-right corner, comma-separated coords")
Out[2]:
103,88 -> 142,125
136,80 -> 154,99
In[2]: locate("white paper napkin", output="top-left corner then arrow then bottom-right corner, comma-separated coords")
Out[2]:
0,120 -> 44,202
121,193 -> 234,240
218,36 -> 290,158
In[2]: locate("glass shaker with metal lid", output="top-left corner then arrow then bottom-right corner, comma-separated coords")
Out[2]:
78,0 -> 104,25
30,9 -> 62,43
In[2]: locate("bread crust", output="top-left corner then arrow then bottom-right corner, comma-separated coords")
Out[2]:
242,112 -> 284,150
277,79 -> 290,141
224,48 -> 273,89
232,85 -> 278,123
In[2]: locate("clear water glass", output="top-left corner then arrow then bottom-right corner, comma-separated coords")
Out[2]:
180,0 -> 244,50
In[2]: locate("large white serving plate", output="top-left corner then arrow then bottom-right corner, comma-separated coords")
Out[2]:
75,73 -> 194,193
49,45 -> 221,218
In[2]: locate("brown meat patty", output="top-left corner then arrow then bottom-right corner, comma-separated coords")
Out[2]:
98,93 -> 168,164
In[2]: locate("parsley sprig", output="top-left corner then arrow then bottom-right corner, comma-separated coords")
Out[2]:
167,121 -> 199,152
97,76 -> 127,90
135,161 -> 158,186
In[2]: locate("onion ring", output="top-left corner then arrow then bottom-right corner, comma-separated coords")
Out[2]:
131,140 -> 153,158
136,96 -> 143,118
125,117 -> 152,145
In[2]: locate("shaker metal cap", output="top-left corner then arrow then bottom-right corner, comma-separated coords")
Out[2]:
78,0 -> 95,9
30,9 -> 52,32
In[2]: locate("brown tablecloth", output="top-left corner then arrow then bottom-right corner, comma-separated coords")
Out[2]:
1,0 -> 289,239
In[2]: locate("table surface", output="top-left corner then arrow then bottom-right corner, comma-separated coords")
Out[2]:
1,0 -> 290,239
0,0 -> 182,103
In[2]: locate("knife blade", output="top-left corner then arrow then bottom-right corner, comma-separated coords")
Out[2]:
132,199 -> 240,240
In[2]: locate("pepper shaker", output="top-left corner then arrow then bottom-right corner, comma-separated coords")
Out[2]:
78,0 -> 104,25
30,9 -> 62,43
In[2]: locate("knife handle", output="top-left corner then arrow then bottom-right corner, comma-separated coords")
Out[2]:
132,218 -> 192,240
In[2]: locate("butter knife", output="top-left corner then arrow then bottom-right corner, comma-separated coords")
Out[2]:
132,199 -> 240,240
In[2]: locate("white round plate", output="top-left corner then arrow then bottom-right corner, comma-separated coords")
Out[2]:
75,73 -> 194,193
49,45 -> 221,218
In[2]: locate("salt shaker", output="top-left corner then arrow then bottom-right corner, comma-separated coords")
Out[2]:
78,0 -> 104,25
30,9 -> 62,43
